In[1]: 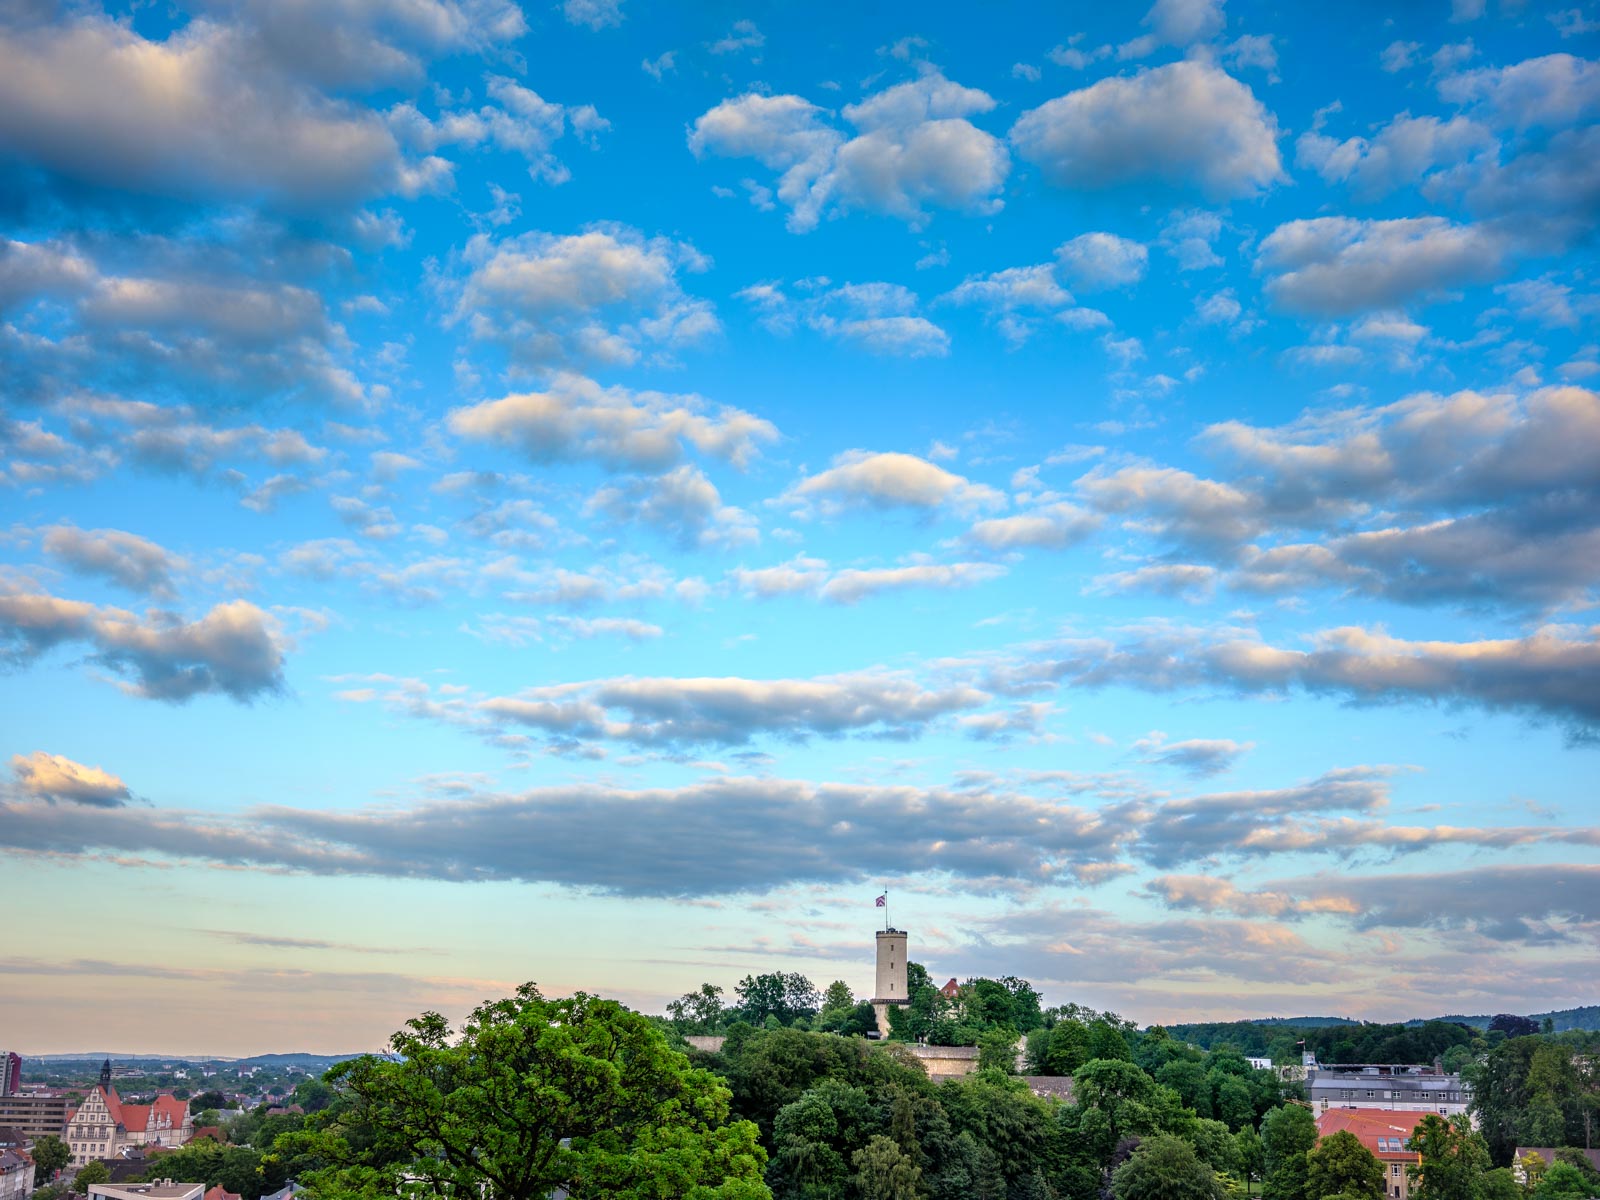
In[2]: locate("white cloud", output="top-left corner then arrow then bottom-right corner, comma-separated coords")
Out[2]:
1438,53 -> 1600,131
785,451 -> 1005,516
689,72 -> 1008,231
1010,61 -> 1283,198
1257,216 -> 1507,315
1296,112 -> 1495,198
708,19 -> 763,55
448,373 -> 778,473
9,751 -> 132,807
587,465 -> 759,549
1119,0 -> 1226,59
564,0 -> 623,29
965,503 -> 1101,550
453,224 -> 718,368
1056,232 -> 1149,290
41,526 -> 187,600
0,14 -> 454,208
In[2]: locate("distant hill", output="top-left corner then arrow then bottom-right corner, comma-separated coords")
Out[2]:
1408,1006 -> 1600,1032
232,1052 -> 372,1068
26,1051 -> 373,1066
1251,1017 -> 1361,1028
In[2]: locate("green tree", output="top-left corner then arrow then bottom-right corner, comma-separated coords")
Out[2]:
1479,1169 -> 1519,1200
816,982 -> 857,1032
304,983 -> 770,1200
737,973 -> 821,1027
1235,1125 -> 1266,1193
1261,1104 -> 1319,1200
977,1027 -> 1019,1075
1307,1130 -> 1384,1200
1408,1114 -> 1491,1200
30,1134 -> 70,1179
1531,1163 -> 1591,1200
74,1162 -> 112,1190
853,1135 -> 923,1200
1112,1133 -> 1224,1200
671,984 -> 730,1034
191,1090 -> 229,1111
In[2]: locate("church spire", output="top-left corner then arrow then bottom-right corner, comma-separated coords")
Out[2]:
100,1059 -> 112,1090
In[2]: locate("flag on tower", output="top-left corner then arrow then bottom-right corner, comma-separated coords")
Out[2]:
875,893 -> 886,907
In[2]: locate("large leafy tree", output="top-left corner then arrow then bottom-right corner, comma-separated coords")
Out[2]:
737,973 -> 821,1027
1260,1104 -> 1319,1200
1408,1114 -> 1491,1200
1112,1134 -> 1224,1200
303,983 -> 770,1200
30,1134 -> 69,1178
1306,1130 -> 1384,1200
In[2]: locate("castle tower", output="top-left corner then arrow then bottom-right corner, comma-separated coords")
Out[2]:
100,1059 -> 112,1091
870,928 -> 909,1037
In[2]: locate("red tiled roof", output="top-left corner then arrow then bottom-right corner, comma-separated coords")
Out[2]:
204,1186 -> 242,1200
1317,1108 -> 1423,1160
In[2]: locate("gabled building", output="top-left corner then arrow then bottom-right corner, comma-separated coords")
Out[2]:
0,1149 -> 34,1200
1316,1109 -> 1422,1200
66,1064 -> 192,1167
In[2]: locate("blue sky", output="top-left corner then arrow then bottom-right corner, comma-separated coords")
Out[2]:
2,0 -> 1598,1054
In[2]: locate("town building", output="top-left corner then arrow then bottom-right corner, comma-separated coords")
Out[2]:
1306,1062 -> 1470,1116
87,1182 -> 204,1200
1317,1109 -> 1422,1200
0,1095 -> 69,1145
66,1063 -> 193,1167
0,1149 -> 33,1200
0,1055 -> 19,1098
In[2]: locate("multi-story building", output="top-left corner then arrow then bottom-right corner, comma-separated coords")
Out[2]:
0,1149 -> 34,1200
0,1054 -> 19,1098
0,1095 -> 69,1145
1306,1062 -> 1471,1117
1317,1109 -> 1422,1200
66,1064 -> 193,1167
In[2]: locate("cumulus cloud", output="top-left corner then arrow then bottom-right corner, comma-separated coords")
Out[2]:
452,225 -> 718,368
1437,53 -> 1600,131
1073,386 -> 1600,612
1296,112 -> 1496,199
1056,233 -> 1149,290
729,555 -> 1008,603
689,71 -> 1008,231
41,526 -> 187,600
448,372 -> 778,473
0,13 -> 453,208
0,235 -> 364,408
784,451 -> 1006,516
1118,0 -> 1226,59
1257,216 -> 1507,315
386,76 -> 609,186
9,751 -> 131,807
0,590 -> 287,702
818,562 -> 1007,604
996,621 -> 1600,740
586,465 -> 759,549
1010,61 -> 1283,198
476,672 -> 990,747
1134,731 -> 1253,777
744,278 -> 950,356
964,503 -> 1101,550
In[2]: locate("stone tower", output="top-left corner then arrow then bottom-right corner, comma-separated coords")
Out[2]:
870,927 -> 909,1036
100,1058 -> 112,1090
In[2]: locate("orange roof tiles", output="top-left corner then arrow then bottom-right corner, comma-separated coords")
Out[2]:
1317,1108 -> 1423,1160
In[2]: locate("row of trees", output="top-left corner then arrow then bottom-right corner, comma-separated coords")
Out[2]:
1467,1031 -> 1600,1163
